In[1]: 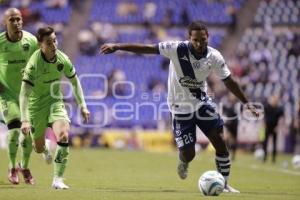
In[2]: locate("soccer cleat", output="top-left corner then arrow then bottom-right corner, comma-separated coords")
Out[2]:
8,168 -> 19,184
18,163 -> 34,185
52,177 -> 69,189
223,184 -> 240,193
177,160 -> 189,179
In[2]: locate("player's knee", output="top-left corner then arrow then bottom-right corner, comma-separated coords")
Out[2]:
57,132 -> 69,143
180,147 -> 195,163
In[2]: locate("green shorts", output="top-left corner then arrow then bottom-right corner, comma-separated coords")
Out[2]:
0,92 -> 20,124
29,100 -> 70,140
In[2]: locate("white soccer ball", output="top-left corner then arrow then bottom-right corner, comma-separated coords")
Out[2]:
292,155 -> 300,169
254,148 -> 265,161
198,170 -> 225,196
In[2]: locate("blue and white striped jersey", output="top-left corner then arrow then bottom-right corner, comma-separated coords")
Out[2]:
158,40 -> 231,114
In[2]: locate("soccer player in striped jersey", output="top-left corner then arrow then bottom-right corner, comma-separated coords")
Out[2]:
0,8 -> 38,185
100,21 -> 259,193
20,26 -> 90,189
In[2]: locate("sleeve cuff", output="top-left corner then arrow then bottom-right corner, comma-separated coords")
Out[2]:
221,74 -> 231,81
66,72 -> 77,79
22,80 -> 34,87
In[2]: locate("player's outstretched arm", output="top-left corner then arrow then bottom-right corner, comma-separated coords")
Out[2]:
19,81 -> 33,135
69,75 -> 90,123
100,43 -> 159,55
223,75 -> 259,118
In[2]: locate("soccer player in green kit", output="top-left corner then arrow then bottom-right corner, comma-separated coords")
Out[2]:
20,26 -> 90,189
0,8 -> 39,185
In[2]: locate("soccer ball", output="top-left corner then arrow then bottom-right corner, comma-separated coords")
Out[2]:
292,155 -> 300,169
254,148 -> 265,161
198,171 -> 225,196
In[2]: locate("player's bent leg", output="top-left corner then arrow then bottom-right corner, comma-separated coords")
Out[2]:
52,119 -> 70,189
206,126 -> 240,193
33,136 -> 46,153
177,147 -> 195,180
179,147 -> 196,163
7,120 -> 21,184
32,126 -> 53,164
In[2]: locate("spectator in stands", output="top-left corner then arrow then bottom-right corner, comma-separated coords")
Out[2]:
226,4 -> 237,33
148,78 -> 166,94
117,1 -> 138,17
78,29 -> 98,55
223,93 -> 240,161
19,7 -> 40,26
290,101 -> 300,154
13,0 -> 41,26
91,22 -> 118,45
263,94 -> 284,163
107,69 -> 127,97
45,0 -> 68,8
0,0 -> 10,6
180,7 -> 190,26
143,2 -> 157,22
161,9 -> 173,28
249,43 -> 272,65
288,34 -> 300,57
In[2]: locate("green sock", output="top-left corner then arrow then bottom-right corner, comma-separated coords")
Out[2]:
20,134 -> 33,169
54,142 -> 69,177
7,129 -> 19,169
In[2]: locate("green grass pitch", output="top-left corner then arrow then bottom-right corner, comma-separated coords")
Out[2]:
0,149 -> 300,200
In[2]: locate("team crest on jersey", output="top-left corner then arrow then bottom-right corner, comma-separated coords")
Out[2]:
175,123 -> 182,136
192,60 -> 212,70
22,43 -> 30,51
57,63 -> 64,71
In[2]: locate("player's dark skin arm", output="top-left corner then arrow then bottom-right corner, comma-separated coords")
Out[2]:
223,75 -> 248,104
223,75 -> 259,117
100,43 -> 159,54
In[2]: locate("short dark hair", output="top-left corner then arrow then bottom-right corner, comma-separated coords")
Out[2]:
188,21 -> 208,36
36,26 -> 54,42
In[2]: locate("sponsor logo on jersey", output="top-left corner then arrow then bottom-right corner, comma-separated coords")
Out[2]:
22,43 -> 30,51
179,76 -> 203,89
57,63 -> 64,71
